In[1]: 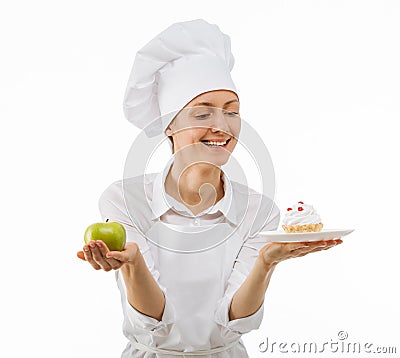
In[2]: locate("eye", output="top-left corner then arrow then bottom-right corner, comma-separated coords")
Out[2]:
195,113 -> 211,119
224,111 -> 239,116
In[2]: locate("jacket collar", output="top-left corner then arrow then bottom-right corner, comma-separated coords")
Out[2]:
150,158 -> 238,225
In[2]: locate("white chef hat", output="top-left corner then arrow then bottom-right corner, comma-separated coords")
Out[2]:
123,19 -> 238,137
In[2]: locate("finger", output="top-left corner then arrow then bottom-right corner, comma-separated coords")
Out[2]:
90,241 -> 112,271
95,241 -> 122,269
304,240 -> 330,247
284,242 -> 311,251
86,241 -> 111,271
290,241 -> 325,252
83,244 -> 102,270
106,257 -> 122,270
297,246 -> 333,257
319,239 -> 342,246
77,251 -> 86,261
292,241 -> 333,255
297,241 -> 339,256
300,240 -> 335,249
95,240 -> 110,257
318,239 -> 342,249
322,241 -> 341,250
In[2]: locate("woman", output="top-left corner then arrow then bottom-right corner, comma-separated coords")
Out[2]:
77,19 -> 341,357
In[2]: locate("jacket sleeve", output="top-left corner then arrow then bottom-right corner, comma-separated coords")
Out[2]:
99,181 -> 176,337
214,196 -> 280,338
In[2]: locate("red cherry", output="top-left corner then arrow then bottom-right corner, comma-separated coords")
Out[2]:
298,201 -> 304,204
298,207 -> 304,211
287,208 -> 292,211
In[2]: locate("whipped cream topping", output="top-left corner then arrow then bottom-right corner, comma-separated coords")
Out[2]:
282,201 -> 322,225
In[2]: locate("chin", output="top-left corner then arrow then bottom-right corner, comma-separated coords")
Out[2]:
203,152 -> 231,167
175,141 -> 237,169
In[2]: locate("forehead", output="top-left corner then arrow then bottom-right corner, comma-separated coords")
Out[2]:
186,90 -> 239,107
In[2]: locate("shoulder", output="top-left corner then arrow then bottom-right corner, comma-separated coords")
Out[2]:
231,180 -> 280,234
231,180 -> 279,215
98,173 -> 158,223
98,179 -> 125,222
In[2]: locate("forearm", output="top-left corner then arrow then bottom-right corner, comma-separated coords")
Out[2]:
120,251 -> 165,321
229,257 -> 276,321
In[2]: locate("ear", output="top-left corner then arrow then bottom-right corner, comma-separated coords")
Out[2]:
165,122 -> 175,136
165,127 -> 172,136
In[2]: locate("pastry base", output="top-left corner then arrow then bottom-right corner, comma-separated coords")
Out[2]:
282,223 -> 323,233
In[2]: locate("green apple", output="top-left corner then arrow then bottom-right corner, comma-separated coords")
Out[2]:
84,221 -> 126,251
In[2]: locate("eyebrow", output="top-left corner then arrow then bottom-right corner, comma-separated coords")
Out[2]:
193,99 -> 239,107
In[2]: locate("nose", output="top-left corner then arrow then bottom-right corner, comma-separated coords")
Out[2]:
210,110 -> 230,134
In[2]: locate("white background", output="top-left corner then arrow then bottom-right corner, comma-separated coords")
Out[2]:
1,0 -> 399,357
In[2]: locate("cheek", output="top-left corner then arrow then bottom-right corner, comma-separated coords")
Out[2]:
175,129 -> 207,146
229,138 -> 239,151
230,121 -> 241,136
190,128 -> 209,142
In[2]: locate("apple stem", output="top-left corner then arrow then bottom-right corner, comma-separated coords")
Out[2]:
106,219 -> 109,222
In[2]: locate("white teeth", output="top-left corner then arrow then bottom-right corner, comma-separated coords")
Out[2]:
203,140 -> 227,146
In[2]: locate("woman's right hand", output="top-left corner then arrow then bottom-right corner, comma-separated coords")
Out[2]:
76,241 -> 139,272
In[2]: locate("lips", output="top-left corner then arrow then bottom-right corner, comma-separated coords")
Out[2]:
201,138 -> 231,148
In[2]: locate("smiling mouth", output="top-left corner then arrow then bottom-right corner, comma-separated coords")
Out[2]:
200,138 -> 231,148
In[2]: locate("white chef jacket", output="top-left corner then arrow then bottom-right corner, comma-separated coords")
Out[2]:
99,161 -> 280,357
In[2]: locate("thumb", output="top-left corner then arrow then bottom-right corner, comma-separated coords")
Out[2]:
107,243 -> 138,262
106,250 -> 127,261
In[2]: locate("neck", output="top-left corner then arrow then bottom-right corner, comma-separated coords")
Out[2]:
165,161 -> 224,215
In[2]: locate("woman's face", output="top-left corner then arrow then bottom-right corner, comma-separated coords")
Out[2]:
165,90 -> 241,167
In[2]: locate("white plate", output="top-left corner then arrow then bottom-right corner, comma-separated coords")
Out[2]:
258,229 -> 354,243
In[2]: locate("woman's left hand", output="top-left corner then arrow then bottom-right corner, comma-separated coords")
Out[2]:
259,239 -> 343,267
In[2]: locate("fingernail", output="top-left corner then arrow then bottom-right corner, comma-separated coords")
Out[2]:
90,242 -> 95,248
96,242 -> 102,247
83,246 -> 89,252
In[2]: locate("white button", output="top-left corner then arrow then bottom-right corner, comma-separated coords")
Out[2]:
194,218 -> 200,225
